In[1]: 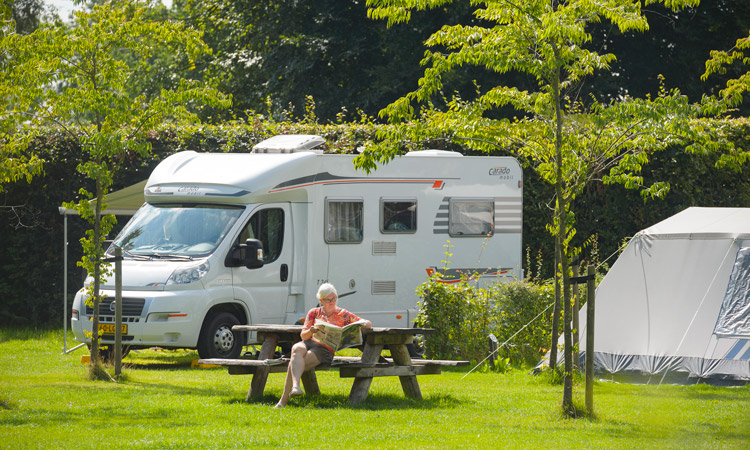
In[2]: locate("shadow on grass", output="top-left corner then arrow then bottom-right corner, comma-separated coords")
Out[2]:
683,387 -> 750,402
120,348 -> 199,370
227,393 -> 462,410
123,362 -> 195,371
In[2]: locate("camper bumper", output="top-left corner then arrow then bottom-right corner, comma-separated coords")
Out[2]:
70,287 -> 225,348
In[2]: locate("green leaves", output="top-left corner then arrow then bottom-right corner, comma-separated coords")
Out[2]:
1,0 -> 230,369
365,1 -> 725,221
703,33 -> 750,107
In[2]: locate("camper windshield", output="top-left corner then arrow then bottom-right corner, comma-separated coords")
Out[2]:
110,203 -> 244,258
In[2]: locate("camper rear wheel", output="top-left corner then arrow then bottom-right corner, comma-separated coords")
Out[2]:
197,312 -> 243,359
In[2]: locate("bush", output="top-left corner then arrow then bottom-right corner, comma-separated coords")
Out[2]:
416,274 -> 554,367
488,280 -> 555,366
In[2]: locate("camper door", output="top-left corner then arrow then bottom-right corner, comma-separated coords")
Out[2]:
232,203 -> 293,323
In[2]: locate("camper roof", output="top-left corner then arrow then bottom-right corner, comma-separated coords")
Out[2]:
252,134 -> 325,153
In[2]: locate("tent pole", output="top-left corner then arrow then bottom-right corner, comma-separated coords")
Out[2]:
62,209 -> 68,353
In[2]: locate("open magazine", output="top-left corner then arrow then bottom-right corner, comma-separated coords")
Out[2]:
312,319 -> 368,351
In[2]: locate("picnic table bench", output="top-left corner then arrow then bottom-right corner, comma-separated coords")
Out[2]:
198,324 -> 469,404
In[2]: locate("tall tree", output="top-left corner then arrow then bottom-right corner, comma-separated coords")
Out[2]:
359,0 -> 729,416
170,0 -> 479,122
0,0 -> 229,378
704,30 -> 750,111
0,0 -> 53,191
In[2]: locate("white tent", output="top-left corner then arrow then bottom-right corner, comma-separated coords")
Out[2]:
576,207 -> 750,383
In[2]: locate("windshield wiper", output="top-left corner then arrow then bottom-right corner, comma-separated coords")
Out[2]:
147,254 -> 194,261
106,247 -> 151,261
120,248 -> 152,261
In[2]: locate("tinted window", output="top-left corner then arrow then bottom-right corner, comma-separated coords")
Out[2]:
381,199 -> 417,233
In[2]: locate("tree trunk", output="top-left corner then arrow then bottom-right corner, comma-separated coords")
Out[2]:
549,242 -> 560,370
572,263 -> 580,371
89,178 -> 103,377
551,56 -> 575,417
561,238 -> 574,416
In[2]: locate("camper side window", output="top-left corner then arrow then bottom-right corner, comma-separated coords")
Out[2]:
381,199 -> 417,233
449,199 -> 494,236
238,208 -> 284,263
325,199 -> 363,243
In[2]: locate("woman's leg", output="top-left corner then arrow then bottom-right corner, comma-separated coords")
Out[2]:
277,342 -> 321,407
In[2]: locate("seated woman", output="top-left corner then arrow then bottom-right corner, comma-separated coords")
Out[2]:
275,283 -> 372,408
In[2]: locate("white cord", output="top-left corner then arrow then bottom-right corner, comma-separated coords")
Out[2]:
461,302 -> 554,379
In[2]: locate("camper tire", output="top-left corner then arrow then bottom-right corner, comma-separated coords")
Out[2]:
197,312 -> 243,359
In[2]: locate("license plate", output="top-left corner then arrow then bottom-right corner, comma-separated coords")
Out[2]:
99,323 -> 127,334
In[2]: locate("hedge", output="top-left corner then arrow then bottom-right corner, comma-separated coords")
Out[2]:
2,118 -> 750,326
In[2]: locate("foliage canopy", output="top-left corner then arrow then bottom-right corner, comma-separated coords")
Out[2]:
0,0 -> 229,373
360,0 -> 744,416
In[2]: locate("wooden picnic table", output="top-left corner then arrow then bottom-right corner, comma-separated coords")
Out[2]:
199,324 -> 467,404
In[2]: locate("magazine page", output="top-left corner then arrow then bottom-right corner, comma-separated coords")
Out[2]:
337,319 -> 367,349
312,322 -> 344,350
313,319 -> 367,351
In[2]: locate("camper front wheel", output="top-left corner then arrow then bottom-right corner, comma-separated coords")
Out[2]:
197,312 -> 243,359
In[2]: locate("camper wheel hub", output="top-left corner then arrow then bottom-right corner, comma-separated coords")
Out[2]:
213,325 -> 235,353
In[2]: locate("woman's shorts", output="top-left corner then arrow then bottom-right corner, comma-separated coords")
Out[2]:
304,339 -> 334,365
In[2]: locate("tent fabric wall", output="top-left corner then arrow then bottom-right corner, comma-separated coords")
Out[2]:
573,207 -> 750,383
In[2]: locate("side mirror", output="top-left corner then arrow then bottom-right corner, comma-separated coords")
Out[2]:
242,238 -> 264,269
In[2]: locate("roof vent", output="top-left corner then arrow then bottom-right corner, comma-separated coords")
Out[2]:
405,149 -> 462,157
252,135 -> 325,153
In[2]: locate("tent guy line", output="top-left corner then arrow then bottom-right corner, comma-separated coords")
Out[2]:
657,238 -> 740,387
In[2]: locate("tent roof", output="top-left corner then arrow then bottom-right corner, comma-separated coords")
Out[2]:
642,207 -> 750,239
60,180 -> 146,216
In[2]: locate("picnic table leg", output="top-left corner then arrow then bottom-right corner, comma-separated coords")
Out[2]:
246,334 -> 278,402
390,344 -> 422,400
300,370 -> 321,395
348,343 -> 384,404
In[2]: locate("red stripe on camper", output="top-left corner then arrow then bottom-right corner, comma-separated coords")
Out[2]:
269,178 -> 446,193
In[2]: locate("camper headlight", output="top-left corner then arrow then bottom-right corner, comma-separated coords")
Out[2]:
166,261 -> 210,285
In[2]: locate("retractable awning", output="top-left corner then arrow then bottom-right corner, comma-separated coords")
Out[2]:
59,179 -> 147,216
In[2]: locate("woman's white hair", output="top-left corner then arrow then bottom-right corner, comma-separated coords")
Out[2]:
316,282 -> 338,300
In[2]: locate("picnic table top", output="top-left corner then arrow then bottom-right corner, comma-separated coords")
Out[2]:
232,324 -> 435,336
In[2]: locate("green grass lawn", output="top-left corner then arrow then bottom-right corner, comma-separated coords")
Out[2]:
1,329 -> 748,449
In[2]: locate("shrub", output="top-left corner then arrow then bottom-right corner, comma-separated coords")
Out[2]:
415,273 -> 554,367
488,280 -> 555,366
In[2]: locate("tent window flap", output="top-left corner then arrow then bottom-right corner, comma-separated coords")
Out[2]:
714,247 -> 750,338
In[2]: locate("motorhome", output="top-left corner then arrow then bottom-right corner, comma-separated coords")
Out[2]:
70,135 -> 523,359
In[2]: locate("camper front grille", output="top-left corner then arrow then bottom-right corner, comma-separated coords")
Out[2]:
85,297 -> 146,317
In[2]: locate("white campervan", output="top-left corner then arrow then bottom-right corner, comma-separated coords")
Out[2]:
71,135 -> 523,359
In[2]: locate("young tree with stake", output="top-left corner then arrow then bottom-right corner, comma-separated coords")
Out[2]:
359,0 -> 735,416
0,1 -> 230,379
